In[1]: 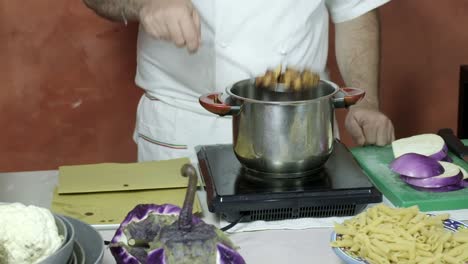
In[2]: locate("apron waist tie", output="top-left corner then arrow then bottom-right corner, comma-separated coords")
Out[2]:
144,93 -> 160,101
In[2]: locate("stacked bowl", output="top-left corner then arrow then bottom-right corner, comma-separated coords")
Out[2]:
40,215 -> 76,263
40,214 -> 104,264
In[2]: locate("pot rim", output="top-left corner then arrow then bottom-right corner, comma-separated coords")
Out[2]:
225,78 -> 340,105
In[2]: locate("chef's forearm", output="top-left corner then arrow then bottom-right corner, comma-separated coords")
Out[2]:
83,0 -> 147,22
334,10 -> 380,109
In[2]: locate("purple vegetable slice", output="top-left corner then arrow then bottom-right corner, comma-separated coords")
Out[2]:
217,242 -> 247,264
400,161 -> 463,188
392,134 -> 447,160
147,248 -> 165,264
390,153 -> 445,178
109,164 -> 246,264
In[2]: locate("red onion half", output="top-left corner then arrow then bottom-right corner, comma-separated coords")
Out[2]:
390,153 -> 445,178
400,162 -> 463,188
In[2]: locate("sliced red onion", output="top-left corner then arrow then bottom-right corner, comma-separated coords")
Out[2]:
400,162 -> 463,188
458,166 -> 468,187
459,180 -> 468,187
429,146 -> 449,161
392,134 -> 446,160
408,184 -> 464,192
441,143 -> 449,153
460,166 -> 468,179
390,153 -> 445,178
441,155 -> 453,162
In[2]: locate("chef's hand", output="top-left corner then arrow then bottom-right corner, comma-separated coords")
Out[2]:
139,0 -> 201,53
345,104 -> 395,146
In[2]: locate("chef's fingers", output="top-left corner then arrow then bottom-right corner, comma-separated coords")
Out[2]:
381,118 -> 395,146
346,114 -> 366,146
362,122 -> 377,146
375,122 -> 390,146
391,126 -> 396,142
140,17 -> 166,40
373,115 -> 392,146
167,19 -> 186,47
179,14 -> 199,53
192,8 -> 201,43
155,21 -> 171,41
388,120 -> 396,143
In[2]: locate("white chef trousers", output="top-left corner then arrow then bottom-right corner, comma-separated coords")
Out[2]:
133,94 -> 233,163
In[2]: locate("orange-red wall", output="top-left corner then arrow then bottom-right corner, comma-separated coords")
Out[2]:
1,0 -> 142,171
333,1 -> 468,147
1,1 -> 467,171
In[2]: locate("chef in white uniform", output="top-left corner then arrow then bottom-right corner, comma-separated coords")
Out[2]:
83,0 -> 395,162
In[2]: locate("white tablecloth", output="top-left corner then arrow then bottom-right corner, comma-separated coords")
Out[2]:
0,169 -> 344,263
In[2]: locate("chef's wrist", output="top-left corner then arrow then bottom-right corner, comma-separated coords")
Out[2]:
122,0 -> 150,22
350,96 -> 380,111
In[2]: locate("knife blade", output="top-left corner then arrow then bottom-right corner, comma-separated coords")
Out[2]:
438,128 -> 468,163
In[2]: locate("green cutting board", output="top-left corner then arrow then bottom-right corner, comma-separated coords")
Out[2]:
350,139 -> 468,211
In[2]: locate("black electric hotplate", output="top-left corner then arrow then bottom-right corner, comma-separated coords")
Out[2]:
196,140 -> 382,223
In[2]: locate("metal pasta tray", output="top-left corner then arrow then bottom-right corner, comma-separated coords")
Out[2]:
196,140 -> 382,223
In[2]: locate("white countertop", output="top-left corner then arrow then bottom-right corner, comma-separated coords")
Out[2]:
0,170 -> 344,264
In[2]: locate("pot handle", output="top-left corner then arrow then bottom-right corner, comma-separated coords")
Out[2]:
333,87 -> 366,108
199,93 -> 240,116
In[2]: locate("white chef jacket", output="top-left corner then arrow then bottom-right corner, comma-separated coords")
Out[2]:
133,0 -> 390,162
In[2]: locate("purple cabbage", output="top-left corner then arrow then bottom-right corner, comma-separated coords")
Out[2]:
109,164 -> 246,264
147,248 -> 165,264
109,203 -> 193,264
217,242 -> 247,264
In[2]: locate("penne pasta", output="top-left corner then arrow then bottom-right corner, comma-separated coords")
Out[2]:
330,204 -> 468,264
452,232 -> 468,243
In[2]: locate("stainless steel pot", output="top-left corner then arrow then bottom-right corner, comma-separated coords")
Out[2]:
199,79 -> 364,175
